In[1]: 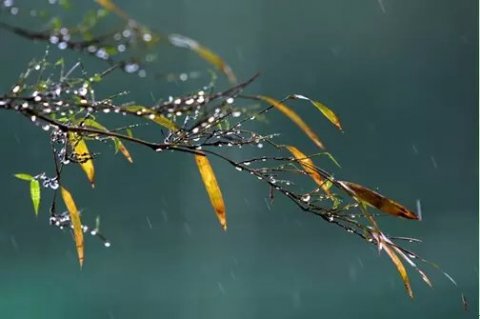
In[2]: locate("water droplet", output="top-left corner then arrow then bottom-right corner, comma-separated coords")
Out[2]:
124,63 -> 139,73
235,166 -> 242,172
104,242 -> 111,248
58,42 -> 68,50
142,33 -> 152,42
226,97 -> 234,104
301,194 -> 311,202
232,111 -> 241,117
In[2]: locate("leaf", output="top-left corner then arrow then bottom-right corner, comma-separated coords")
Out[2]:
286,145 -> 331,195
60,186 -> 84,267
95,0 -> 129,20
30,179 -> 40,216
292,94 -> 342,131
338,181 -> 418,220
83,119 -> 133,163
382,239 -> 414,298
168,34 -> 237,83
115,139 -> 133,163
68,133 -> 95,187
258,96 -> 325,149
14,173 -> 33,181
123,105 -> 178,131
195,154 -> 227,231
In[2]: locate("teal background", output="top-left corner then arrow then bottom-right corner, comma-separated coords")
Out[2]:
0,0 -> 477,318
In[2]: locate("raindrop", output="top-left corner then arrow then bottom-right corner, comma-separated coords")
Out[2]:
124,63 -> 139,73
142,33 -> 152,42
232,111 -> 241,117
301,194 -> 311,202
58,42 -> 68,50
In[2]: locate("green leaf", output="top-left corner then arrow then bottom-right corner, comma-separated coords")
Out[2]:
30,180 -> 41,216
14,173 -> 33,181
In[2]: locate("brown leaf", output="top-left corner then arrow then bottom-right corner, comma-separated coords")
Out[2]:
258,96 -> 325,149
286,145 -> 331,195
68,133 -> 95,187
195,154 -> 227,231
338,181 -> 418,220
60,187 -> 85,268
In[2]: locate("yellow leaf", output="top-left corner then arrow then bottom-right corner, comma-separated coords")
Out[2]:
168,34 -> 237,83
286,145 -> 331,195
258,96 -> 325,149
124,105 -> 178,131
193,44 -> 237,84
311,100 -> 342,131
195,154 -> 227,231
68,133 -> 95,187
338,181 -> 418,220
95,0 -> 129,20
60,187 -> 85,268
292,95 -> 342,131
83,119 -> 133,163
117,141 -> 133,163
382,239 -> 414,298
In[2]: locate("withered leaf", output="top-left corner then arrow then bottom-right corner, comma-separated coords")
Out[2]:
258,96 -> 325,149
68,133 -> 95,187
338,181 -> 418,220
195,154 -> 227,231
60,186 -> 84,268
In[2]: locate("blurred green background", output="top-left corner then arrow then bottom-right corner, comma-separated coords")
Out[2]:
0,0 -> 477,318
